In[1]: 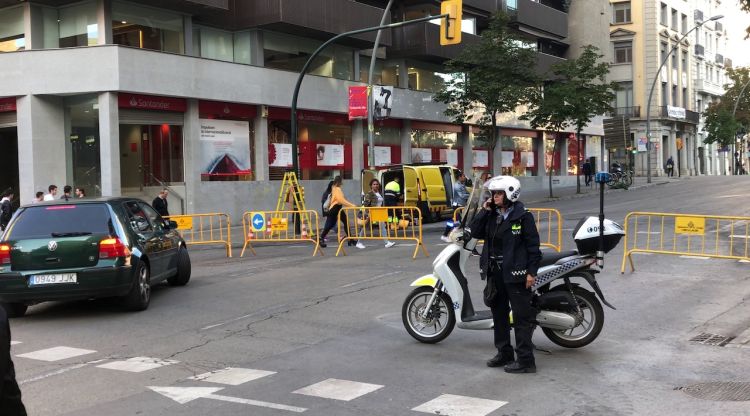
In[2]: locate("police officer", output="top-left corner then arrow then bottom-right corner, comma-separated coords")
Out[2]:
470,176 -> 542,374
1,306 -> 27,414
383,176 -> 402,222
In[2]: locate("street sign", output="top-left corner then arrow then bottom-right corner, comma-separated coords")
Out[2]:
675,217 -> 705,235
271,217 -> 288,231
149,386 -> 306,412
251,213 -> 266,232
173,217 -> 193,230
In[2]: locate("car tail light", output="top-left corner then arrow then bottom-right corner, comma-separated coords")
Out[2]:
0,243 -> 10,265
99,238 -> 130,259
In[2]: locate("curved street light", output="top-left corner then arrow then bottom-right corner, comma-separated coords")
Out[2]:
644,14 -> 724,183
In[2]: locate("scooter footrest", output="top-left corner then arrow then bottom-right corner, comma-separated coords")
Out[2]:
463,310 -> 493,322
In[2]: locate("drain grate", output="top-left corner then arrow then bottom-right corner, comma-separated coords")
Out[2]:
679,382 -> 750,401
689,332 -> 735,346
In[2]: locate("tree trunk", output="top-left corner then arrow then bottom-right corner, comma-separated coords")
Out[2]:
576,128 -> 582,194
549,132 -> 559,199
491,111 -> 498,175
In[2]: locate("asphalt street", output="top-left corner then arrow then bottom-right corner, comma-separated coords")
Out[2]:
8,176 -> 750,416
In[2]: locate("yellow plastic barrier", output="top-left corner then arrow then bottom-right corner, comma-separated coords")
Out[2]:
620,211 -> 750,273
336,206 -> 429,259
240,210 -> 322,257
452,207 -> 562,252
165,213 -> 232,257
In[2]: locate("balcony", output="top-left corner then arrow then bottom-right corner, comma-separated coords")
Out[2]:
610,107 -> 641,118
715,21 -> 723,32
535,52 -> 566,77
509,0 -> 568,39
390,21 -> 479,62
660,106 -> 699,124
694,9 -> 704,22
716,53 -> 724,66
694,44 -> 705,59
695,79 -> 724,97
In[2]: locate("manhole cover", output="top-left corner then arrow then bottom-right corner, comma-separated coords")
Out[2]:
680,382 -> 750,401
689,332 -> 735,346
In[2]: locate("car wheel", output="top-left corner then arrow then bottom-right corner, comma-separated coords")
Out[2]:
1,302 -> 28,318
168,247 -> 191,287
123,261 -> 151,311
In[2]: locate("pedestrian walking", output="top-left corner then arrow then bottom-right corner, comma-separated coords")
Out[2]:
43,185 -> 57,201
470,175 -> 542,374
32,192 -> 43,204
356,179 -> 395,249
286,184 -> 302,235
0,306 -> 27,415
318,176 -> 355,248
665,156 -> 674,177
152,189 -> 169,217
582,159 -> 593,187
1,190 -> 14,232
441,173 -> 469,242
60,185 -> 72,201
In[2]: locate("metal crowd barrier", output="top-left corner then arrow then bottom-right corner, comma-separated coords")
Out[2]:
165,213 -> 232,258
452,207 -> 562,252
620,211 -> 750,273
336,206 -> 429,259
240,210 -> 322,257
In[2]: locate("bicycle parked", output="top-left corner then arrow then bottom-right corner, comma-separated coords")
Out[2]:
606,162 -> 633,188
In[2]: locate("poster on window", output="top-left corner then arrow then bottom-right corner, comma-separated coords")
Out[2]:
269,143 -> 293,167
440,149 -> 458,167
586,136 -> 602,156
316,144 -> 345,166
472,150 -> 489,167
521,151 -> 535,167
199,119 -> 251,176
370,146 -> 392,167
502,151 -> 514,167
373,86 -> 393,119
412,148 -> 432,163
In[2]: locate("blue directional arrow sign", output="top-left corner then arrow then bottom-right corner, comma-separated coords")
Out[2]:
251,213 -> 266,232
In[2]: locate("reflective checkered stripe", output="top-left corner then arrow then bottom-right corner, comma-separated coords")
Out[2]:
510,269 -> 527,277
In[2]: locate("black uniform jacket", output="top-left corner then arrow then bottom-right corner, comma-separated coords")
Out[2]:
1,308 -> 27,415
470,201 -> 542,284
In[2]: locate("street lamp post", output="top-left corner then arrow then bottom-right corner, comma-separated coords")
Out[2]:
645,15 -> 723,183
731,78 -> 750,175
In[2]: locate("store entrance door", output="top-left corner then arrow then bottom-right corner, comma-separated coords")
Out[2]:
0,127 -> 19,203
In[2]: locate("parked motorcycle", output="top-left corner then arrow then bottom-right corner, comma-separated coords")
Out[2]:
401,181 -> 625,348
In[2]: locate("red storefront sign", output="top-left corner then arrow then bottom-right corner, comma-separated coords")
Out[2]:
0,97 -> 16,113
199,100 -> 257,119
267,107 -> 350,125
118,93 -> 187,112
348,86 -> 368,120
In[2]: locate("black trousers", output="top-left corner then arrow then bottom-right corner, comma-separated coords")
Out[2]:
321,205 -> 348,239
489,275 -> 535,365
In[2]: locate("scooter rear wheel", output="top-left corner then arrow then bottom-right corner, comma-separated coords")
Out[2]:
541,287 -> 604,348
402,286 -> 456,344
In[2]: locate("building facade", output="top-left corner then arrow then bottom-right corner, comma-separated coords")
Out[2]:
0,0 -> 606,221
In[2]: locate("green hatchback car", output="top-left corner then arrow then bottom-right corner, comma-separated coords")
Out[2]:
0,197 -> 191,317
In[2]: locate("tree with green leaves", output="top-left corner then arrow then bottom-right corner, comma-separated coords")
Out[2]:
703,104 -> 739,149
741,1 -> 750,39
523,45 -> 617,197
433,12 -> 539,163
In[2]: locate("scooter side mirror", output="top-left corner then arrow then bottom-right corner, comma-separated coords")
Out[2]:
462,228 -> 472,242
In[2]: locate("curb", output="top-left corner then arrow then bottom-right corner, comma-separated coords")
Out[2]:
524,179 -> 677,205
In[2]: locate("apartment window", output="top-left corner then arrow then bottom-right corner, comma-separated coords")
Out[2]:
0,6 -> 25,52
660,42 -> 668,64
660,3 -> 668,26
613,2 -> 631,24
681,50 -> 687,75
672,85 -> 678,106
661,82 -> 669,106
671,9 -> 678,31
681,14 -> 688,34
697,99 -> 702,111
233,31 -> 252,65
407,62 -> 451,93
58,1 -> 98,48
671,53 -> 677,70
263,31 -> 353,81
193,26 -> 233,62
682,88 -> 688,109
614,41 -> 632,63
615,82 -> 633,108
112,1 -> 185,53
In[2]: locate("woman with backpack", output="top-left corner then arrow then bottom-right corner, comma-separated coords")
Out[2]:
319,176 -> 356,248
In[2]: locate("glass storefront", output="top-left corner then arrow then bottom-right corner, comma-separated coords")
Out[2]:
119,124 -> 184,189
500,136 -> 537,176
193,26 -> 234,62
65,95 -> 101,197
58,1 -> 98,48
112,1 -> 184,53
411,129 -> 458,166
0,6 -> 25,52
365,122 -> 401,167
199,101 -> 255,181
544,133 -> 563,175
263,31 -> 353,80
567,135 -> 584,175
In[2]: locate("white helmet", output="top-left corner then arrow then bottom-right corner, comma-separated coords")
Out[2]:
485,175 -> 522,202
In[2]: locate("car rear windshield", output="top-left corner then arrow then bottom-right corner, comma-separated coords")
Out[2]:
5,204 -> 114,239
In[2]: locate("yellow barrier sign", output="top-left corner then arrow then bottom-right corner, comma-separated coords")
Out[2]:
164,213 -> 232,258
241,210 -> 322,257
271,217 -> 288,231
370,207 -> 388,222
675,217 -> 705,235
173,216 -> 193,230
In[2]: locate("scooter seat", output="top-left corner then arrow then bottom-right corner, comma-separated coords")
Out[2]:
539,250 -> 579,267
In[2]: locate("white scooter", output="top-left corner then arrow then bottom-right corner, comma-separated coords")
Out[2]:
401,182 -> 624,348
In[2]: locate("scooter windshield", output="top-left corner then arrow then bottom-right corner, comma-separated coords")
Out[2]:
459,173 -> 487,228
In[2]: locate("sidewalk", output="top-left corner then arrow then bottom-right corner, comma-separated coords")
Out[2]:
521,175 -> 682,205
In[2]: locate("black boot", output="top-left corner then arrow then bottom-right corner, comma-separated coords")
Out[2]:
504,361 -> 536,374
318,236 -> 327,248
347,239 -> 357,246
486,353 -> 515,368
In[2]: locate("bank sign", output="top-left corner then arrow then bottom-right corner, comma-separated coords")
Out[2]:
118,93 -> 187,112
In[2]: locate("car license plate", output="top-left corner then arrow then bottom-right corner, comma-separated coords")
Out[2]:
29,273 -> 77,286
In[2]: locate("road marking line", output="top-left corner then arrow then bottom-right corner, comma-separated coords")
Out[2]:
96,357 -> 179,373
716,194 -> 745,198
412,394 -> 508,416
16,346 -> 96,362
338,271 -> 401,289
293,378 -> 384,401
729,235 -> 750,239
10,341 -> 21,345
637,231 -> 661,235
19,358 -> 108,385
679,255 -> 710,260
149,386 -> 306,412
189,368 -> 276,386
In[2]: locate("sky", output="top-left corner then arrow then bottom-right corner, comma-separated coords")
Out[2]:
723,3 -> 750,67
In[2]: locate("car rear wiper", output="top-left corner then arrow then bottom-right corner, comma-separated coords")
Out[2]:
51,232 -> 93,237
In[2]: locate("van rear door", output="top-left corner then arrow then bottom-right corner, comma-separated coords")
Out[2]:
403,166 -> 418,206
420,167 -> 448,206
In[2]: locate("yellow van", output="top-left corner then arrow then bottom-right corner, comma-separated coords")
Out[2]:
361,164 -> 469,223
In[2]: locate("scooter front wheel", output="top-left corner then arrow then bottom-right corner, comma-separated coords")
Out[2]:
402,286 -> 456,344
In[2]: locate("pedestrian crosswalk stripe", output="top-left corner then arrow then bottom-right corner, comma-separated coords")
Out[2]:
293,378 -> 384,401
96,357 -> 178,373
679,255 -> 710,260
16,346 -> 96,362
10,341 -> 21,345
189,368 -> 276,386
412,394 -> 508,416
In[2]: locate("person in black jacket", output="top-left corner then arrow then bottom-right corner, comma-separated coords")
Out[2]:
1,307 -> 27,415
152,189 -> 170,217
470,175 -> 542,374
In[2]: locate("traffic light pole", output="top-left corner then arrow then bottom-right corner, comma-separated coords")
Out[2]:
290,14 -> 449,176
367,0 -> 395,170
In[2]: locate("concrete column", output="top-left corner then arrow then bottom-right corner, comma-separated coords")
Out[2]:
24,3 -> 44,50
249,31 -> 264,66
351,120 -> 364,176
461,125 -> 472,173
183,15 -> 193,55
16,95 -> 66,204
401,119 -> 411,163
181,99 -> 200,214
97,0 -> 113,45
397,60 -> 408,89
254,105 -> 269,180
98,92 -> 120,196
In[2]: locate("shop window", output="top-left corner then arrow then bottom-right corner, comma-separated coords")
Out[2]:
65,95 -> 101,197
112,1 -> 184,54
407,63 -> 450,93
567,136 -> 584,175
0,6 -> 25,52
365,124 -> 402,167
411,130 -> 458,164
119,124 -> 184,188
263,31 -> 353,80
193,26 -> 233,62
544,135 -> 563,175
199,104 -> 255,182
501,136 -> 537,176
